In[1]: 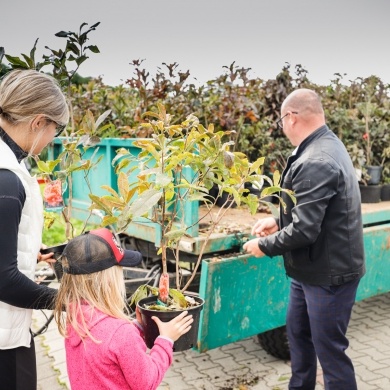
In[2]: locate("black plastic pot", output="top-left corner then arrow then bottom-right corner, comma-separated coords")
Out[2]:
137,295 -> 204,352
359,184 -> 382,203
366,165 -> 383,185
381,184 -> 390,201
40,243 -> 66,281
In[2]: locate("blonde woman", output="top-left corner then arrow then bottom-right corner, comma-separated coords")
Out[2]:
54,228 -> 193,390
0,69 -> 69,390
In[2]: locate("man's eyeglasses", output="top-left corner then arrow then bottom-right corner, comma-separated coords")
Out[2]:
276,111 -> 298,130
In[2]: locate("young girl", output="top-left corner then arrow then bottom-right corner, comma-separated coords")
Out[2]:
0,69 -> 69,390
54,228 -> 193,390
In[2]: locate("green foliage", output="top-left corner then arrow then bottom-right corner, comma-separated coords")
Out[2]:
42,214 -> 97,246
90,104 -> 294,292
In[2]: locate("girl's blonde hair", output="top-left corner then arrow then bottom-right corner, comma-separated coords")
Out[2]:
0,69 -> 69,126
54,264 -> 131,343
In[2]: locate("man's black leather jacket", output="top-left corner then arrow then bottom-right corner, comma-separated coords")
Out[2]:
259,125 -> 365,286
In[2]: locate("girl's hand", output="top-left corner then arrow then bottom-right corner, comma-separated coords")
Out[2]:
152,310 -> 193,342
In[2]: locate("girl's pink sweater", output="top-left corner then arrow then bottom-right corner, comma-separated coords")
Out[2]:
65,306 -> 173,390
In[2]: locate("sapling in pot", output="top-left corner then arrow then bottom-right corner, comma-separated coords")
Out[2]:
90,104 -> 294,349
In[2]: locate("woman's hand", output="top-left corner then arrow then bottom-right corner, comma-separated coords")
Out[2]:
152,310 -> 193,342
37,244 -> 55,266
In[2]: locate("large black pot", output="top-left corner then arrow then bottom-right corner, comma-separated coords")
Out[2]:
381,184 -> 390,201
359,184 -> 382,203
137,295 -> 204,352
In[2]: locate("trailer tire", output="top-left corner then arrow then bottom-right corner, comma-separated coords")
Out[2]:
257,326 -> 290,360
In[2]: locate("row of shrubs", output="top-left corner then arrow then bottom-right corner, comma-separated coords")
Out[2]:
68,61 -> 390,182
1,23 -> 389,183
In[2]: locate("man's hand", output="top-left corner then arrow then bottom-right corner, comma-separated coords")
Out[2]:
243,238 -> 266,257
251,217 -> 279,237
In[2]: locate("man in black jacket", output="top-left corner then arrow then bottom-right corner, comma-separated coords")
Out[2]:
244,89 -> 365,390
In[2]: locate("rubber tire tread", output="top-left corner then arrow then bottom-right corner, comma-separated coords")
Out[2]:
257,326 -> 290,360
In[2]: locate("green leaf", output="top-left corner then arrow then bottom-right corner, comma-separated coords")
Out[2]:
21,54 -> 34,68
261,186 -> 280,197
87,45 -> 100,53
100,195 -> 125,209
95,109 -> 111,129
55,31 -> 70,38
129,189 -> 162,219
90,22 -> 101,29
250,157 -> 266,173
101,215 -> 118,227
67,42 -> 80,55
68,160 -> 91,173
101,185 -> 119,198
75,55 -> 88,66
36,159 -> 59,175
129,285 -> 149,307
118,171 -> 129,199
164,228 -> 187,241
273,170 -> 281,186
155,173 -> 173,187
5,55 -> 28,68
169,289 -> 187,308
88,194 -> 111,214
36,160 -> 50,174
115,159 -> 130,173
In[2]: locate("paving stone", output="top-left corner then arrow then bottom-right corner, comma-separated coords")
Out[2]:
158,375 -> 197,390
355,366 -> 384,382
191,354 -> 220,370
35,292 -> 390,390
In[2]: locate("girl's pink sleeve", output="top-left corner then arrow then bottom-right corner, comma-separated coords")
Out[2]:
110,323 -> 173,390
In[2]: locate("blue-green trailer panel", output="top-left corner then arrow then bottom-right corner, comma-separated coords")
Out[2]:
197,254 -> 289,352
197,210 -> 390,352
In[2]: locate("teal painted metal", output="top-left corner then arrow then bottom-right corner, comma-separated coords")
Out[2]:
196,212 -> 390,352
362,207 -> 390,225
356,223 -> 390,301
197,253 -> 289,352
50,138 -> 200,242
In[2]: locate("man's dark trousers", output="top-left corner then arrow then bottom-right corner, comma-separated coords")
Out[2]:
287,278 -> 360,390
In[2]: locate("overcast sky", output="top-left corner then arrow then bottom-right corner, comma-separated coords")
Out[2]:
1,0 -> 389,87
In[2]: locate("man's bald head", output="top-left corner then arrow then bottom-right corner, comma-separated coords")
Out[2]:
280,89 -> 326,146
282,89 -> 325,117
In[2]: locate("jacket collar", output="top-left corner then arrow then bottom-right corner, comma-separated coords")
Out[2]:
0,127 -> 28,163
295,125 -> 329,157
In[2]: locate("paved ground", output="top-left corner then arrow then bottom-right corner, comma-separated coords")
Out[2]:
33,291 -> 390,390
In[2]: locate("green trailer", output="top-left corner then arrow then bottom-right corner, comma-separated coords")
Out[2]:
49,138 -> 390,357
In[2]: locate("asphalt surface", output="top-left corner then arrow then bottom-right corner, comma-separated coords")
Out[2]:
34,291 -> 390,390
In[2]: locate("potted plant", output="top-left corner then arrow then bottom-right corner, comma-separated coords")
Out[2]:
348,77 -> 388,203
380,147 -> 390,201
88,103 -> 294,350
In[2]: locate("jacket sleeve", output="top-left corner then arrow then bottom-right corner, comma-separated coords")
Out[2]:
259,158 -> 339,256
111,323 -> 173,390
